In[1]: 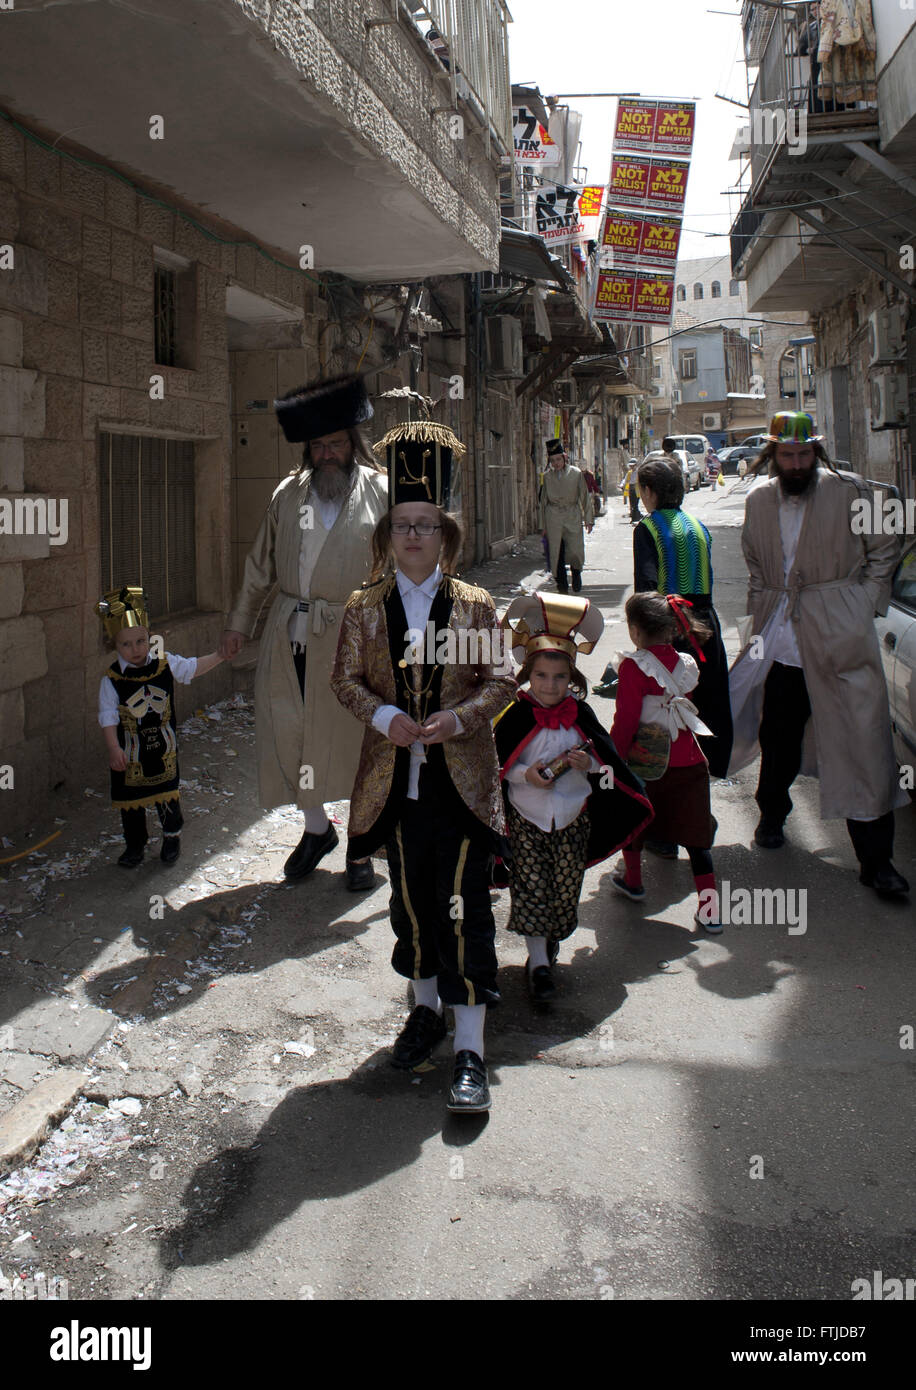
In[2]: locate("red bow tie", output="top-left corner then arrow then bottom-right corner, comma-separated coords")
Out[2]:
532,697 -> 578,729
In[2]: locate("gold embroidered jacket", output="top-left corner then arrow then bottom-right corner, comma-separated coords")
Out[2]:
331,573 -> 515,852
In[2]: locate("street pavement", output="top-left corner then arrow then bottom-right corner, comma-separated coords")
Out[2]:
1,478 -> 914,1303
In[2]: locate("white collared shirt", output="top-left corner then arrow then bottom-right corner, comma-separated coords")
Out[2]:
371,564 -> 464,799
766,490 -> 808,668
504,696 -> 599,832
98,653 -> 197,727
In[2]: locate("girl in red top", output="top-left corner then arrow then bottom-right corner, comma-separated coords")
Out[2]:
610,591 -> 721,932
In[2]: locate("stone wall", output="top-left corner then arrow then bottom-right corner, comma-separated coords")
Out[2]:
0,118 -> 317,832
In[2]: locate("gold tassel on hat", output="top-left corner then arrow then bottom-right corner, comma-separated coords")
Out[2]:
96,586 -> 150,641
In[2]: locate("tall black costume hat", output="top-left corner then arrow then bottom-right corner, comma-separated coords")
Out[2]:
545,438 -> 566,457
274,373 -> 374,444
372,420 -> 466,508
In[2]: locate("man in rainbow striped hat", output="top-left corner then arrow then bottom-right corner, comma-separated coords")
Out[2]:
729,411 -> 908,899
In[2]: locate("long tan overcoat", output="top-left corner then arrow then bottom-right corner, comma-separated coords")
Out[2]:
539,464 -> 593,571
728,467 -> 905,820
227,463 -> 388,809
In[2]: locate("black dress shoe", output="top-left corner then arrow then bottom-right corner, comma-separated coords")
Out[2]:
391,1005 -> 447,1070
528,965 -> 557,1003
447,1050 -> 490,1113
284,824 -> 339,879
117,846 -> 145,868
754,817 -> 785,849
160,836 -> 181,864
859,863 -> 910,898
345,858 -> 376,891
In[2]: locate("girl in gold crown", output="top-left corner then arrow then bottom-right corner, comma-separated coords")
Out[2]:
496,594 -> 653,1001
96,588 -> 224,867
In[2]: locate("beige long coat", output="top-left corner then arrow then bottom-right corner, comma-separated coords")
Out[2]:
728,468 -> 904,820
539,464 -> 593,571
227,464 -> 388,809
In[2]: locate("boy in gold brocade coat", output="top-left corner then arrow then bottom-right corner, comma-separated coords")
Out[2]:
331,421 -> 515,1115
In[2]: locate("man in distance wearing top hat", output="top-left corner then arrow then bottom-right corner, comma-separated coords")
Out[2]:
219,374 -> 388,887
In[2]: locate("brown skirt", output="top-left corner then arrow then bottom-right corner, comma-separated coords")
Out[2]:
632,760 -> 712,849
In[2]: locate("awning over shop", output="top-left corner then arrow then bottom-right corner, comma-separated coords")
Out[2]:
499,227 -> 576,290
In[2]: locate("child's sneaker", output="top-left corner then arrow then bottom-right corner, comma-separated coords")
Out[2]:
611,873 -> 645,901
695,909 -> 722,934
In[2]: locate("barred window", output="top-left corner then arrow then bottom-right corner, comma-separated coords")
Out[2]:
711,281 -> 721,298
99,433 -> 197,619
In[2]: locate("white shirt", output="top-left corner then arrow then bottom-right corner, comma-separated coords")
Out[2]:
288,494 -> 346,647
98,652 -> 197,727
504,697 -> 599,832
371,565 -> 464,800
766,491 -> 808,668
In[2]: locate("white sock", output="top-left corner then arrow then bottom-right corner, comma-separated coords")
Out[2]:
303,806 -> 330,835
526,937 -> 550,970
412,976 -> 442,1014
452,1003 -> 486,1059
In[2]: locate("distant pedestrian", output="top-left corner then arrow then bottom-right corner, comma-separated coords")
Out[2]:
96,587 -> 224,868
539,438 -> 594,592
610,592 -> 722,931
730,412 -> 908,898
496,594 -> 653,1002
622,458 -> 642,524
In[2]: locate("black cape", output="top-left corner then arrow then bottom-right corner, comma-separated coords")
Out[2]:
493,695 -> 654,867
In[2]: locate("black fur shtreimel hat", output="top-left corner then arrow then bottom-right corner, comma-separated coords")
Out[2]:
274,374 -> 374,444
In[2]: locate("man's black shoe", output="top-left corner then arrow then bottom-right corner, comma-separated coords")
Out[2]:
447,1050 -> 490,1113
391,1005 -> 447,1070
345,857 -> 376,891
284,824 -> 339,879
117,846 -> 144,868
160,836 -> 181,864
528,965 -> 557,1003
754,817 -> 785,849
859,863 -> 910,899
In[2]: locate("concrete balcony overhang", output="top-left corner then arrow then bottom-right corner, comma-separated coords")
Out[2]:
0,0 -> 502,280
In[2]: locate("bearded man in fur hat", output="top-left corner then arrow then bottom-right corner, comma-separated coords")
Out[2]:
220,375 -> 388,888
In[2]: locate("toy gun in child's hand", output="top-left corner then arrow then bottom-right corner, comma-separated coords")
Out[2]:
538,740 -> 594,782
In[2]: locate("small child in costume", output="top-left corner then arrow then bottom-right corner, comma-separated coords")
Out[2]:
96,586 -> 224,868
609,591 -> 722,932
496,594 -> 654,1001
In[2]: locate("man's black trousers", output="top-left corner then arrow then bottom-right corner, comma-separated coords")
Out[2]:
755,661 -> 894,868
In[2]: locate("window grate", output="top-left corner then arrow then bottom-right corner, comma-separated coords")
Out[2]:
99,433 -> 197,620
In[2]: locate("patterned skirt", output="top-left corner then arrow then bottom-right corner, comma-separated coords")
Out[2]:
505,801 -> 590,941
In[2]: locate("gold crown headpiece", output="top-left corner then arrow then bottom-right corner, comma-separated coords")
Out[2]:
501,592 -> 604,667
95,586 -> 149,641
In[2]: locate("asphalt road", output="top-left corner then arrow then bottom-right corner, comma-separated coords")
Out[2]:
1,479 -> 914,1306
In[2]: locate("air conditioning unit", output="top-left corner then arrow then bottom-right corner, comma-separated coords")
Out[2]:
867,308 -> 905,366
702,412 -> 722,430
486,315 -> 524,377
869,369 -> 908,430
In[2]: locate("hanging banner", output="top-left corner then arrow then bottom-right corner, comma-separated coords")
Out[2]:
535,184 -> 604,246
593,269 -> 675,326
600,208 -> 682,270
513,106 -> 560,166
608,154 -> 690,214
614,99 -> 696,156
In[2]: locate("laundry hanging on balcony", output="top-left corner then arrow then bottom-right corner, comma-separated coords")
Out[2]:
815,0 -> 877,104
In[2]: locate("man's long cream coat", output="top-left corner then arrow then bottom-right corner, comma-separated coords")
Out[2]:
729,468 -> 904,820
227,464 -> 388,809
539,464 -> 593,571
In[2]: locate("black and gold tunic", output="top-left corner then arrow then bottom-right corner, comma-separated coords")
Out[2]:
107,657 -> 181,810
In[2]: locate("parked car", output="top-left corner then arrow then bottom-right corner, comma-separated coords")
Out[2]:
875,535 -> 916,779
717,444 -> 759,475
738,433 -> 768,451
